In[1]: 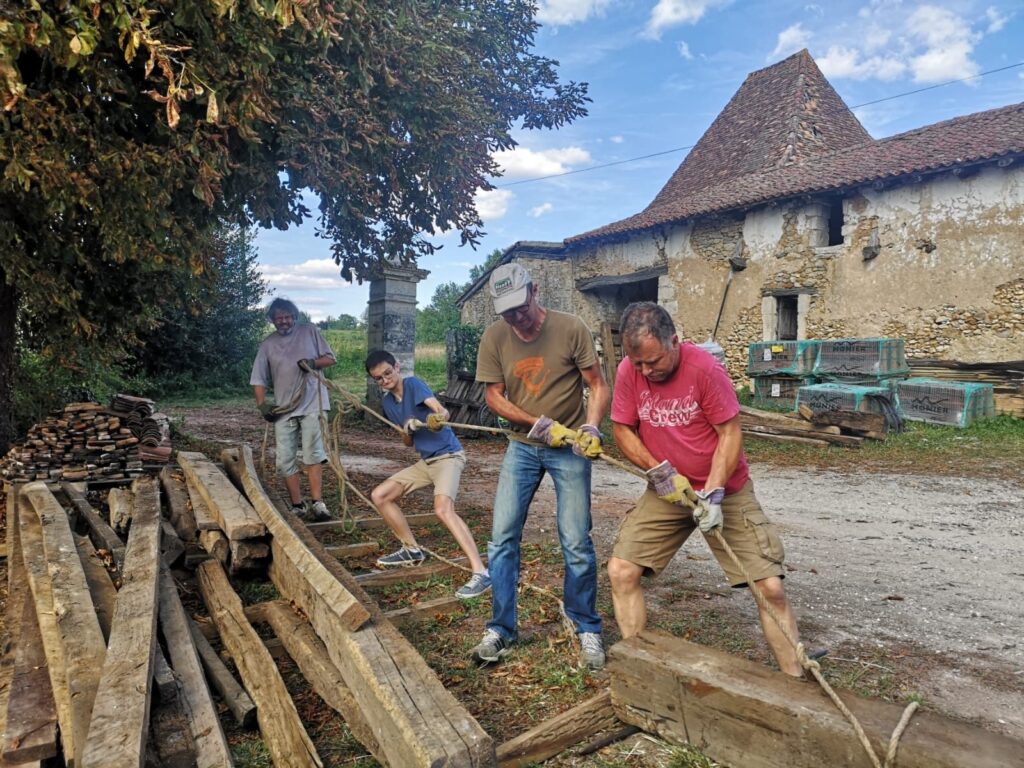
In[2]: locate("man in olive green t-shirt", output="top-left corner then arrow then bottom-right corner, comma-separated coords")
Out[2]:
470,263 -> 610,670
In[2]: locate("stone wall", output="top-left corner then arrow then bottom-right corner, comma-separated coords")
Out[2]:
459,256 -> 574,327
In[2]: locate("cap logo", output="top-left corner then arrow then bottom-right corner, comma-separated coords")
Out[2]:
494,277 -> 514,294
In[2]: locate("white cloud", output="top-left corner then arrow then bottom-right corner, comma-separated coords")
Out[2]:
536,0 -> 612,26
260,258 -> 352,291
528,202 -> 554,218
493,146 -> 592,179
985,6 -> 1008,33
610,135 -> 625,143
769,22 -> 812,60
906,5 -> 981,81
818,45 -> 907,81
644,0 -> 730,39
863,26 -> 891,53
474,189 -> 513,222
677,40 -> 694,59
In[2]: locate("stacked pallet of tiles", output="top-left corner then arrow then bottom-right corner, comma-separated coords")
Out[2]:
812,337 -> 909,388
747,340 -> 820,410
896,378 -> 996,427
907,359 -> 1024,417
0,402 -> 146,483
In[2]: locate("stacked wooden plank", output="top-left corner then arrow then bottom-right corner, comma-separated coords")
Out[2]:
740,405 -> 886,448
437,372 -> 497,429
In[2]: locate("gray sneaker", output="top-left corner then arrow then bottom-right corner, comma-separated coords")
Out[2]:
455,572 -> 492,600
579,632 -> 605,671
308,500 -> 332,522
471,628 -> 511,665
376,546 -> 426,568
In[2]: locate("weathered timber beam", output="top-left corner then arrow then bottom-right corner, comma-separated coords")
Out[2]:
158,467 -> 198,543
355,557 -> 467,588
742,424 -> 863,447
495,689 -> 620,768
82,477 -> 162,768
61,480 -> 126,571
186,618 -> 256,728
219,447 -> 368,631
253,600 -> 382,761
742,431 -> 831,447
2,486 -> 58,764
23,482 -> 107,767
157,565 -> 234,768
196,560 -> 322,767
227,445 -> 494,767
177,452 -> 266,540
198,529 -> 229,566
608,631 -> 1024,768
326,541 -> 380,559
384,595 -> 463,627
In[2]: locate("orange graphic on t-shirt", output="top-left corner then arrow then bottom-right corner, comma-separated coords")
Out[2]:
513,356 -> 550,398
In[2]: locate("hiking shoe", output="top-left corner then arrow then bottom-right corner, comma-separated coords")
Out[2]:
308,500 -> 332,522
471,629 -> 511,665
455,572 -> 492,600
289,503 -> 308,520
579,632 -> 605,671
376,546 -> 426,568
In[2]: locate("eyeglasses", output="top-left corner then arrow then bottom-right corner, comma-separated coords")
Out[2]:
500,301 -> 531,319
371,368 -> 396,383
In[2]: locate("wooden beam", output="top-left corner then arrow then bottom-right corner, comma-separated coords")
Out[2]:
61,480 -> 126,571
186,618 -> 256,728
196,560 -> 323,767
198,529 -> 229,566
184,474 -> 218,531
2,487 -> 58,765
255,600 -> 382,760
158,467 -> 198,543
384,596 -> 463,627
226,444 -> 494,767
608,631 -> 1024,768
76,533 -> 118,640
23,482 -> 107,768
219,447 -> 368,631
82,477 -> 162,768
355,558 -> 468,588
161,520 -> 186,567
177,452 -> 266,541
326,541 -> 380,559
228,539 -> 269,574
157,565 -> 234,768
495,690 -> 620,768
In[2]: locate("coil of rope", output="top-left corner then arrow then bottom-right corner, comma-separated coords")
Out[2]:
272,370 -> 918,767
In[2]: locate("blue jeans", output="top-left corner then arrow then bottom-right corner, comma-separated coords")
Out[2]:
486,440 -> 601,641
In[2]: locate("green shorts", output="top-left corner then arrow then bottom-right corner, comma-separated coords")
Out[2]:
385,451 -> 466,501
612,479 -> 785,587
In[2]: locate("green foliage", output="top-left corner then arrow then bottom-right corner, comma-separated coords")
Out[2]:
128,223 -> 266,395
447,325 -> 484,375
318,314 -> 360,331
468,247 -> 505,282
416,281 -> 464,343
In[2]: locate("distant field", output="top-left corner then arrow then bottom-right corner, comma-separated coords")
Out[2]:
321,330 -> 448,396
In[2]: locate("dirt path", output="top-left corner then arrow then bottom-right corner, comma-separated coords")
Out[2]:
170,405 -> 1024,742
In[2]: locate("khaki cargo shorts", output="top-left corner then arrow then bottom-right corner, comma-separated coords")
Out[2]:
385,451 -> 466,501
612,479 -> 785,587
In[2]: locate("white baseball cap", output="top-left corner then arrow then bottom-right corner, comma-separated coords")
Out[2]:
488,263 -> 532,314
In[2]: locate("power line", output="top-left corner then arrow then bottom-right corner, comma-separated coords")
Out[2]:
494,60 -> 1024,189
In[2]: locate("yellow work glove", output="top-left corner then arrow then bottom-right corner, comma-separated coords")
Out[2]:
645,460 -> 699,509
527,415 -> 577,448
426,411 -> 449,431
572,424 -> 603,460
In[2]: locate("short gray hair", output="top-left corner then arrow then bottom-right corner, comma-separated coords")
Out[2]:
266,297 -> 300,321
619,302 -> 677,350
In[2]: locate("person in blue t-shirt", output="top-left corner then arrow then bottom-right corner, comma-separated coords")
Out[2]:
364,350 -> 491,599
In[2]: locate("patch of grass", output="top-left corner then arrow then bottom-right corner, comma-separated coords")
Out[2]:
664,744 -> 722,768
230,735 -> 273,767
320,331 -> 448,396
160,388 -> 253,409
234,579 -> 281,605
654,608 -> 756,657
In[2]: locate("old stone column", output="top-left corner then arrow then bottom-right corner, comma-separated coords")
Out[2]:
365,262 -> 430,410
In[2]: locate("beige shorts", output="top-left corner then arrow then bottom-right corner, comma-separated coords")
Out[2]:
385,451 -> 466,501
612,479 -> 785,587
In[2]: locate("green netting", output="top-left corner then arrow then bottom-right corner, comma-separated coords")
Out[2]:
747,340 -> 820,376
896,378 -> 995,427
752,375 -> 816,410
796,382 -> 891,415
813,338 -> 909,377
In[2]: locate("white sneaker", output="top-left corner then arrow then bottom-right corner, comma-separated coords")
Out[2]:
308,500 -> 332,522
579,632 -> 605,670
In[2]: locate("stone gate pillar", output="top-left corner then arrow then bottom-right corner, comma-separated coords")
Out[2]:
365,262 -> 430,410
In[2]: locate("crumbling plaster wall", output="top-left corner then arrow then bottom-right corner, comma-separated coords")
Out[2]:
459,256 -> 574,328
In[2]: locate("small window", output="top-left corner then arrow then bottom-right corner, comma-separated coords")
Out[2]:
776,296 -> 798,340
826,195 -> 844,246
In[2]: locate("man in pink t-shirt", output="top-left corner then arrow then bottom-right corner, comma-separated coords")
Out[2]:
608,302 -> 806,679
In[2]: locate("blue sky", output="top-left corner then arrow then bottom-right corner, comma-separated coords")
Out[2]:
256,0 -> 1024,321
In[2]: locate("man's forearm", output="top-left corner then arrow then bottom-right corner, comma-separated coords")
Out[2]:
706,420 -> 743,489
253,385 -> 267,405
611,422 -> 660,471
484,384 -> 539,428
585,381 -> 611,427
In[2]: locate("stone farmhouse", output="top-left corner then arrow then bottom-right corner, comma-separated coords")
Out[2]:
457,50 -> 1024,383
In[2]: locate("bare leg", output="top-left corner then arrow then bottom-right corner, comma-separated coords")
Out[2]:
608,557 -> 647,638
433,495 -> 485,572
370,480 -> 419,548
307,462 -> 324,501
752,576 -> 803,677
284,473 -> 303,505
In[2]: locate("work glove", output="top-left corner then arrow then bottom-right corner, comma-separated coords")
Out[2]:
403,418 -> 423,435
298,358 -> 318,372
527,415 -> 576,448
572,424 -> 603,460
257,402 -> 278,423
645,460 -> 698,509
426,410 -> 449,431
694,487 -> 725,533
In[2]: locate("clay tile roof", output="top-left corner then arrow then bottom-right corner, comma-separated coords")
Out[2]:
567,51 -> 1024,247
